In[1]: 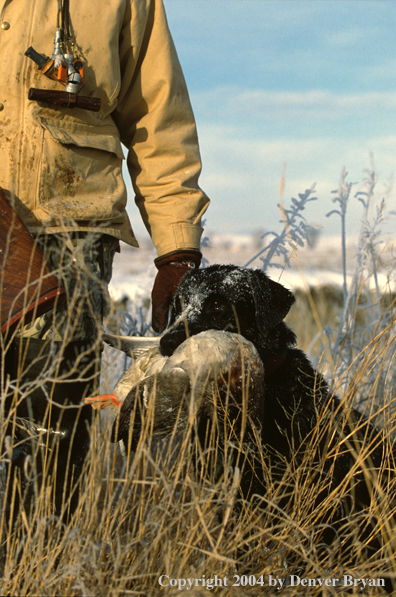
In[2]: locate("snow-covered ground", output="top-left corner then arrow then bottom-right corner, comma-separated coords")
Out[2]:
109,232 -> 396,304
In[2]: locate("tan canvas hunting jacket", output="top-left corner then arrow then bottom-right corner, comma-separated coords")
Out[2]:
0,0 -> 209,256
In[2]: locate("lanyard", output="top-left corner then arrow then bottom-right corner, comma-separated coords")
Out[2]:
54,0 -> 76,63
24,1 -> 101,112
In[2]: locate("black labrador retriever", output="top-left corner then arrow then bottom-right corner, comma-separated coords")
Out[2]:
163,267 -> 394,570
115,264 -> 395,589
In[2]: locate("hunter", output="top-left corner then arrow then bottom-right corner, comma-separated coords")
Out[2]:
0,0 -> 209,517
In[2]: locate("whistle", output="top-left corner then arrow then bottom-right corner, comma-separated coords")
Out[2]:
25,46 -> 101,112
25,46 -> 57,81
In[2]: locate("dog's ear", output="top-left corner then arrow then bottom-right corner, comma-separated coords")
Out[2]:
249,269 -> 295,333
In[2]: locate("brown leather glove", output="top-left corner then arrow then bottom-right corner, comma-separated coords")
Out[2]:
151,250 -> 202,333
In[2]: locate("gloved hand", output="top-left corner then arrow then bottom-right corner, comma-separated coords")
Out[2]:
151,250 -> 201,333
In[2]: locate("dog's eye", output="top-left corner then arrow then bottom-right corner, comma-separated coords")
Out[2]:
209,299 -> 227,313
204,296 -> 228,316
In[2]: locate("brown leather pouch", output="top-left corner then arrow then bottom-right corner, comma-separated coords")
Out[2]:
0,187 -> 66,337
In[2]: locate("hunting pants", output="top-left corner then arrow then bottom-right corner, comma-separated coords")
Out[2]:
3,232 -> 120,520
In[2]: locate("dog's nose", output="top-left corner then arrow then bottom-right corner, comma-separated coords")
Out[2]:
160,330 -> 186,356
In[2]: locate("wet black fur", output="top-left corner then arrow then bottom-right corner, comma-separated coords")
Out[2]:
160,265 -> 381,462
159,265 -> 395,588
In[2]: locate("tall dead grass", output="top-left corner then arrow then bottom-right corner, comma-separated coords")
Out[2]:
1,169 -> 396,595
0,315 -> 395,595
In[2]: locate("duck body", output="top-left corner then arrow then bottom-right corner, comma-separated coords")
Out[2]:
104,330 -> 265,452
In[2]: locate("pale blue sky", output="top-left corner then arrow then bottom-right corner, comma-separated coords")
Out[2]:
127,0 -> 396,240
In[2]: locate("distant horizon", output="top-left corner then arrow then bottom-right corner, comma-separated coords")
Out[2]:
128,222 -> 370,250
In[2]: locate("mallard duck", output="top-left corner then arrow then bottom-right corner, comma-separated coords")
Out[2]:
86,330 -> 265,451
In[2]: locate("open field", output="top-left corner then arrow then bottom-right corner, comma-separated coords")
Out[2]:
1,320 -> 396,596
1,175 -> 396,595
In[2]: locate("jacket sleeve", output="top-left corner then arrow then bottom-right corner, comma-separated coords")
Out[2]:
112,0 -> 210,257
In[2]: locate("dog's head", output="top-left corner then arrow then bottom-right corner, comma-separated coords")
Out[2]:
160,265 -> 295,356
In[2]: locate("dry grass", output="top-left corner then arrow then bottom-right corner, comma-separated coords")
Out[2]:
1,313 -> 396,596
1,183 -> 396,594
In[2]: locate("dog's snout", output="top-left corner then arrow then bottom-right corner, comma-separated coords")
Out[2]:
160,329 -> 187,356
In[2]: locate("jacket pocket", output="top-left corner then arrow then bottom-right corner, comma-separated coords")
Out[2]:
35,120 -> 128,225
